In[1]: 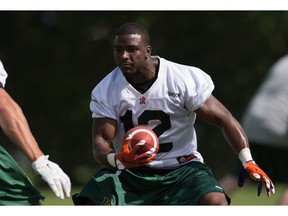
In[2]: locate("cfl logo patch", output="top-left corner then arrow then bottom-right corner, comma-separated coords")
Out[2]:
139,96 -> 146,104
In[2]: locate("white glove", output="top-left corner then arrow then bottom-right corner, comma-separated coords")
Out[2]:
31,155 -> 71,199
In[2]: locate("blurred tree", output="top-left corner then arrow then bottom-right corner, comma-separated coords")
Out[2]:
0,11 -> 288,185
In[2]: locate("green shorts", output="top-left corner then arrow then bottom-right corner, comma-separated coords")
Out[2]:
0,145 -> 45,205
73,162 -> 230,205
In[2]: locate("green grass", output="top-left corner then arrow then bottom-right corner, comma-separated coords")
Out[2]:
229,182 -> 284,205
40,187 -> 79,205
40,183 -> 284,205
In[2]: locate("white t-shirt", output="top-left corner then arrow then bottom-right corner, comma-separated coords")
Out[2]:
0,60 -> 8,87
90,57 -> 215,168
242,55 -> 288,148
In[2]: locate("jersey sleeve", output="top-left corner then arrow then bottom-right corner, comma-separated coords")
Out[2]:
90,84 -> 117,120
0,60 -> 8,87
89,71 -> 120,120
184,67 -> 215,111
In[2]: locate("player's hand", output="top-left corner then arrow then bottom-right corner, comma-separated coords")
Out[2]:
31,155 -> 71,199
115,136 -> 156,171
238,160 -> 275,197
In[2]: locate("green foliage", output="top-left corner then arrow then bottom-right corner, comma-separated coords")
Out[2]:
1,11 -> 288,185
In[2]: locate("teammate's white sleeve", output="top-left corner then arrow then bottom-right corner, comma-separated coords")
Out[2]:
0,60 -> 8,87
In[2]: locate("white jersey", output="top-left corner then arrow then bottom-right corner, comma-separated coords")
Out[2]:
242,55 -> 288,148
90,57 -> 214,168
0,60 -> 8,87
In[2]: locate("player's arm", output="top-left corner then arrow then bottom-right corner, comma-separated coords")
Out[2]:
0,60 -> 71,199
195,94 -> 248,154
92,118 -> 155,171
0,88 -> 44,161
195,94 -> 275,197
0,87 -> 71,199
92,117 -> 117,166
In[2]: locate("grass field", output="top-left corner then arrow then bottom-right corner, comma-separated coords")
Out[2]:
230,182 -> 284,205
39,182 -> 285,205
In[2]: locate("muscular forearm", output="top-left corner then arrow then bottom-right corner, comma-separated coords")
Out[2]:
220,115 -> 250,154
91,117 -> 117,166
0,92 -> 43,161
92,137 -> 114,166
196,95 -> 249,155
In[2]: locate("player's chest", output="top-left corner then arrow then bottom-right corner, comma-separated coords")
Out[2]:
115,88 -> 186,117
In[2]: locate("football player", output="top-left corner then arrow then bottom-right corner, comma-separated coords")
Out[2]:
73,22 -> 274,205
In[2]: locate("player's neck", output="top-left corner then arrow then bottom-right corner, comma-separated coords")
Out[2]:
142,57 -> 159,80
129,74 -> 157,94
127,57 -> 158,84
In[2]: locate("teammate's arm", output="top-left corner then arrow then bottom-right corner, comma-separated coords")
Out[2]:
0,88 -> 44,161
0,87 -> 71,199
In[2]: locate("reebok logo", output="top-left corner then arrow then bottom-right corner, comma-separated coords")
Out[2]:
167,90 -> 181,97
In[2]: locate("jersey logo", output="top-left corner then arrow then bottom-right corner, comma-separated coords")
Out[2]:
139,96 -> 146,104
101,197 -> 112,205
166,90 -> 181,97
177,154 -> 197,164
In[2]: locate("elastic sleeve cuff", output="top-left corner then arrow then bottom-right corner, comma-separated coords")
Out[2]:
238,148 -> 253,165
107,153 -> 116,167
